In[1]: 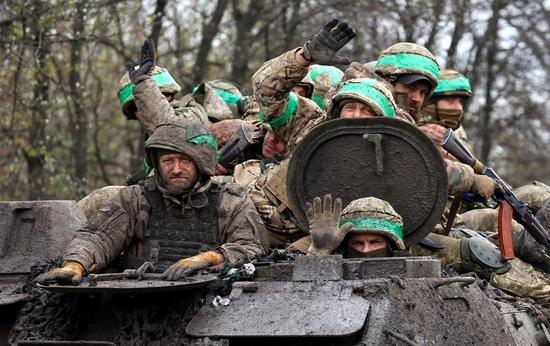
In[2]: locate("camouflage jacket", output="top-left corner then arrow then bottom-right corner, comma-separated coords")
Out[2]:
231,159 -> 307,247
251,48 -> 326,155
64,177 -> 267,273
132,74 -> 207,135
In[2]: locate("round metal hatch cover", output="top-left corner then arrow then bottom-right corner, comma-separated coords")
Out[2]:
287,117 -> 448,247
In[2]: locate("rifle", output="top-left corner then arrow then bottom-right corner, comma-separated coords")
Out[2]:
217,122 -> 255,167
441,128 -> 550,258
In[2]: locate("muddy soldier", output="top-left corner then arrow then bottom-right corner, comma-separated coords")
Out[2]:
35,53 -> 268,284
231,19 -> 355,248
305,195 -> 406,258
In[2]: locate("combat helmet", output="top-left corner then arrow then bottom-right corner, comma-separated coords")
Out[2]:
375,42 -> 440,96
193,79 -> 251,118
118,66 -> 181,120
325,78 -> 398,119
145,118 -> 218,177
427,69 -> 472,104
307,65 -> 344,109
339,197 -> 405,251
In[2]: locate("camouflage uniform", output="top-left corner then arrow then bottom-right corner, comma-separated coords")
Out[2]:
228,48 -> 328,247
412,232 -> 550,304
64,119 -> 267,274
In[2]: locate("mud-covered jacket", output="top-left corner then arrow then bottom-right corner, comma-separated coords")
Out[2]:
132,74 -> 207,136
63,176 -> 267,274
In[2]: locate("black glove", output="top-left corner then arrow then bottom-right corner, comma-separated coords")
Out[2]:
301,19 -> 356,65
126,38 -> 156,83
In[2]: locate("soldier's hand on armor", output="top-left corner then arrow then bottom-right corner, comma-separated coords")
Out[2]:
162,251 -> 221,281
307,194 -> 354,255
33,262 -> 84,286
301,19 -> 356,65
470,174 -> 499,201
126,39 -> 156,83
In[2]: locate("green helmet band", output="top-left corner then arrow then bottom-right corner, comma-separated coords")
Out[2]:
259,91 -> 298,128
307,66 -> 342,86
337,80 -> 395,118
339,217 -> 403,241
118,71 -> 178,105
433,77 -> 472,94
376,53 -> 439,81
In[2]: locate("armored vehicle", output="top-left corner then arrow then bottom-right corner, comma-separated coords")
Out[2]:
2,118 -> 550,345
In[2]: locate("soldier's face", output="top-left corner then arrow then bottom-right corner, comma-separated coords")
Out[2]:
394,81 -> 430,116
262,130 -> 286,158
158,152 -> 199,190
339,102 -> 376,118
435,96 -> 465,111
348,233 -> 387,253
292,85 -> 310,98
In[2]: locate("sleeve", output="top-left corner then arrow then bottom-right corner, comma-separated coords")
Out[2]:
132,74 -> 176,135
251,48 -> 309,124
446,159 -> 475,196
63,186 -> 151,273
215,183 -> 269,265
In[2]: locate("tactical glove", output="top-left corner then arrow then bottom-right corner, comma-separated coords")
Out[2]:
34,261 -> 84,286
126,39 -> 156,83
470,174 -> 499,201
301,19 -> 356,65
162,251 -> 220,281
307,195 -> 354,255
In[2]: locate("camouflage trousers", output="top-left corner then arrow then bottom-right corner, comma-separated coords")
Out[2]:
412,232 -> 550,303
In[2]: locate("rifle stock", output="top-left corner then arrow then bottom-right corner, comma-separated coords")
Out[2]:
441,129 -> 550,252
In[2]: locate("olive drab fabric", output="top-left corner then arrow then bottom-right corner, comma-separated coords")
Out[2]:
77,185 -> 125,219
339,197 -> 405,251
132,74 -> 208,135
118,66 -> 181,120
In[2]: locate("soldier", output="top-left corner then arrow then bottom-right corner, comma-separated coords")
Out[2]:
231,19 -> 356,248
305,195 -> 550,303
374,42 -> 440,121
305,195 -> 405,258
35,116 -> 267,285
192,78 -> 252,120
417,69 -> 474,161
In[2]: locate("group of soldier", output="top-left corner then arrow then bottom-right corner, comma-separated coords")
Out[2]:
36,19 -> 550,305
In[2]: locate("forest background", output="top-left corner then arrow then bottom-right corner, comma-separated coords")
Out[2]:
1,0 -> 550,201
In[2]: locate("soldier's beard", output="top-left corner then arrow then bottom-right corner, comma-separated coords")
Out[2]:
159,170 -> 199,192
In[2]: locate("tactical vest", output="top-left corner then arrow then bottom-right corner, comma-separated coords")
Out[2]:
122,178 -> 220,272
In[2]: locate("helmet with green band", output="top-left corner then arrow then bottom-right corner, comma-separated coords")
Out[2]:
325,78 -> 398,119
429,69 -> 472,101
339,196 -> 405,251
375,42 -> 440,96
307,64 -> 344,110
118,66 -> 181,120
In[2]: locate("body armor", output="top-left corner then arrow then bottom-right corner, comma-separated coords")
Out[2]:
122,178 -> 221,272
